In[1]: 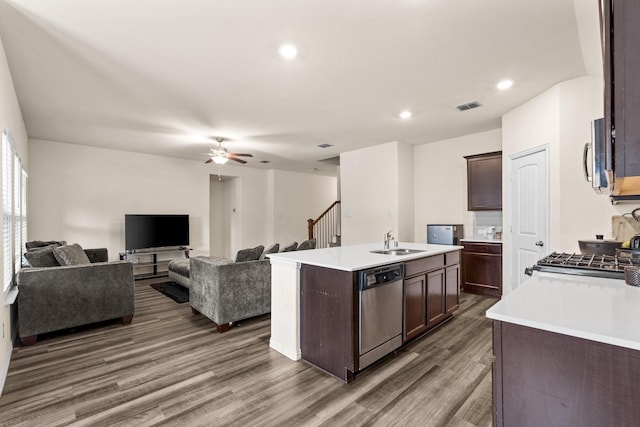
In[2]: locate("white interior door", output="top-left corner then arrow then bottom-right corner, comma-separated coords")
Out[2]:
510,147 -> 548,289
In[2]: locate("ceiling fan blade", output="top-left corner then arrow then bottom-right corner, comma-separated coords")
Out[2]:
229,157 -> 248,164
205,158 -> 213,164
229,153 -> 253,157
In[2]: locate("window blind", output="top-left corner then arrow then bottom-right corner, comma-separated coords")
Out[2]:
2,133 -> 13,292
2,129 -> 27,294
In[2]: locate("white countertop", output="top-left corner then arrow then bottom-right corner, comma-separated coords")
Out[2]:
460,238 -> 503,244
267,242 -> 462,272
486,272 -> 640,351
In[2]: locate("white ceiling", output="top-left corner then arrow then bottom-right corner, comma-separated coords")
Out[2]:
0,0 -> 601,176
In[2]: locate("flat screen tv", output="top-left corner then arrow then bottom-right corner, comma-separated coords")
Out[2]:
125,214 -> 189,251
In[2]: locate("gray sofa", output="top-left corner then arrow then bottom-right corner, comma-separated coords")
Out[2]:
168,258 -> 191,288
17,247 -> 134,345
190,256 -> 271,332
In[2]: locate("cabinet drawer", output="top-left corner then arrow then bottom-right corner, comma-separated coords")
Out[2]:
405,254 -> 444,277
445,250 -> 460,266
462,242 -> 502,254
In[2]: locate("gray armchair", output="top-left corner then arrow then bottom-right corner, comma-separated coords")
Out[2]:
189,256 -> 271,332
17,248 -> 134,345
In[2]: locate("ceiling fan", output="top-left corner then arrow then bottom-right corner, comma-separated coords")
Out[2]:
205,137 -> 253,165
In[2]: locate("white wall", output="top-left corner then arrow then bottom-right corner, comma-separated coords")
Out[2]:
28,140 -> 211,259
209,177 -> 225,257
502,75 -> 640,294
270,170 -> 338,248
413,129 -> 502,242
398,142 -> 415,243
30,140 -> 338,261
0,33 -> 28,395
340,141 -> 414,245
208,170 -> 337,258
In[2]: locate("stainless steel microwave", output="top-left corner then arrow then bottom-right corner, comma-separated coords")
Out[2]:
584,118 -> 614,194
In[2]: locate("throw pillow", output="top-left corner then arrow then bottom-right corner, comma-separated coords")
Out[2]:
25,240 -> 66,251
235,245 -> 265,263
24,245 -> 61,267
260,243 -> 280,260
282,241 -> 298,252
53,243 -> 91,266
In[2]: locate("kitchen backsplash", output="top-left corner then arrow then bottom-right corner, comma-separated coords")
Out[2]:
473,211 -> 503,240
612,215 -> 640,241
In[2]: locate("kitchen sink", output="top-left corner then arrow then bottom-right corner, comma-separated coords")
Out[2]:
370,248 -> 426,256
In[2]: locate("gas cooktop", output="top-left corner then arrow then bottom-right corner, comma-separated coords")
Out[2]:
531,252 -> 640,279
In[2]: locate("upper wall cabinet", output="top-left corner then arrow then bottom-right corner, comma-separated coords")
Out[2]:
605,0 -> 640,198
464,151 -> 502,211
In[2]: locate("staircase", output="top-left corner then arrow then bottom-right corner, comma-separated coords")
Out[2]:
307,201 -> 341,248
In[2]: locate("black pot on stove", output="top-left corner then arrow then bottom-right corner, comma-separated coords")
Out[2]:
578,235 -> 622,256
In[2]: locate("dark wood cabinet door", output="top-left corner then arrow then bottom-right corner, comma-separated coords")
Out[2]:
606,0 -> 640,195
426,269 -> 445,327
464,151 -> 502,211
494,321 -> 640,427
462,243 -> 502,298
300,265 -> 357,381
404,274 -> 428,342
445,264 -> 460,315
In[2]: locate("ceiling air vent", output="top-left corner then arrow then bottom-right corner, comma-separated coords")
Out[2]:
456,100 -> 482,111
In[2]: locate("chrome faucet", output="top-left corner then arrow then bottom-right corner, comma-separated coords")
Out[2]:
384,230 -> 395,249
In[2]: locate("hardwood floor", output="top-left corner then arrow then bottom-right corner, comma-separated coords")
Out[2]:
0,281 -> 497,427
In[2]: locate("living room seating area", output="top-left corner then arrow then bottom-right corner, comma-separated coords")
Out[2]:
167,239 -> 316,332
17,241 -> 135,345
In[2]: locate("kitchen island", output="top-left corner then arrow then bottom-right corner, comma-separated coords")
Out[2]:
486,272 -> 640,426
267,242 -> 461,380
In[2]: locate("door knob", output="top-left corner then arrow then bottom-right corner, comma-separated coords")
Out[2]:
535,241 -> 544,247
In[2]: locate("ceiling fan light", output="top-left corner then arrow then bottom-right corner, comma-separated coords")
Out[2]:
212,156 -> 228,165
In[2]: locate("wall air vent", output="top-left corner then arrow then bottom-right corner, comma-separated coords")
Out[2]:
456,101 -> 482,111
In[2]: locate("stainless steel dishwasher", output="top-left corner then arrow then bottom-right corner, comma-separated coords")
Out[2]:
358,263 -> 404,369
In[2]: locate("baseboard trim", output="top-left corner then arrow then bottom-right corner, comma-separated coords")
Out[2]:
0,339 -> 13,396
269,338 -> 301,361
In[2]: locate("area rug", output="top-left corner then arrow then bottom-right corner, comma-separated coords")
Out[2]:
150,282 -> 189,304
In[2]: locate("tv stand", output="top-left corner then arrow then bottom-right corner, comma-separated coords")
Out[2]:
119,247 -> 191,280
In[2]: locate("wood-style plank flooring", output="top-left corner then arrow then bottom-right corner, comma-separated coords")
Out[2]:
0,280 -> 497,426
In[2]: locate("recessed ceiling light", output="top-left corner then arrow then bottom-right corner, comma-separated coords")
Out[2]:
497,79 -> 514,90
259,160 -> 271,164
278,43 -> 298,59
317,143 -> 333,148
399,110 -> 412,120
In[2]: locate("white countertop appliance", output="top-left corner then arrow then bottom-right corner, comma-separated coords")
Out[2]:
427,224 -> 463,245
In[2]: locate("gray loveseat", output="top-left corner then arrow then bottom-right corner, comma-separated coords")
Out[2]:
17,245 -> 134,345
190,256 -> 271,332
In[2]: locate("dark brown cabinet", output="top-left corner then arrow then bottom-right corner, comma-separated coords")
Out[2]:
403,251 -> 460,342
300,265 -> 358,382
426,269 -> 446,327
604,0 -> 640,197
462,242 -> 502,298
445,264 -> 460,315
464,151 -> 502,211
404,274 -> 427,341
301,251 -> 461,381
493,321 -> 640,426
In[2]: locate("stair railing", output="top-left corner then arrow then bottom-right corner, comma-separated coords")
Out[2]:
307,201 -> 341,248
